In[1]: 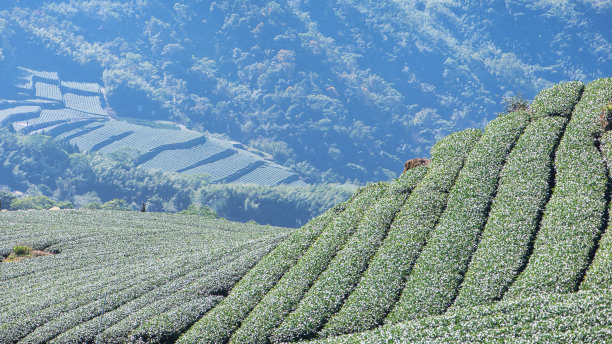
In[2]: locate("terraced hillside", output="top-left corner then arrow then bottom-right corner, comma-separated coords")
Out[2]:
176,78 -> 612,343
0,67 -> 305,186
2,79 -> 612,344
0,210 -> 293,344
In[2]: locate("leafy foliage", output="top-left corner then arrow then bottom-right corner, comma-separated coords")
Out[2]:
241,170 -> 424,343
453,116 -> 567,308
9,195 -> 74,210
177,183 -> 390,344
506,78 -> 612,298
530,81 -> 584,119
386,110 -> 530,322
178,204 -> 219,218
315,288 -> 612,344
0,210 -> 292,343
320,129 -> 482,337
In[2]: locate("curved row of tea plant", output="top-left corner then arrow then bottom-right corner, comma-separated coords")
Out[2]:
0,210 -> 292,344
386,110 -> 530,322
507,78 -> 612,298
582,130 -> 612,290
228,171 -> 422,344
177,183 -> 388,344
453,115 -> 567,307
315,287 -> 612,344
270,171 -> 426,342
530,81 -> 584,119
320,129 -> 482,338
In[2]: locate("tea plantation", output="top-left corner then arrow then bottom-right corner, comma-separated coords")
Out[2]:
0,67 -> 305,187
2,78 -> 612,343
0,210 -> 293,343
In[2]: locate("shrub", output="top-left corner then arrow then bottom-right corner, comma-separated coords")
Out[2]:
453,116 -> 567,308
100,198 -> 130,211
267,170 -> 426,343
581,131 -> 612,291
175,194 -> 357,344
320,129 -> 482,338
502,93 -> 529,113
530,81 -> 584,119
13,245 -> 31,256
10,195 -> 56,210
386,110 -> 530,323
316,288 -> 612,344
506,78 -> 612,298
178,204 -> 219,218
0,211 -> 290,344
84,202 -> 102,209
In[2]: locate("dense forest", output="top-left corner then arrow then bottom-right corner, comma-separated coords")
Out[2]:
0,128 -> 353,227
1,1 -> 609,183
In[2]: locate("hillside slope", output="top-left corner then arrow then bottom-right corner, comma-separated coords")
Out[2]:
177,78 -> 612,343
0,210 -> 293,344
0,66 -> 305,187
2,79 -> 611,344
1,1 -> 610,182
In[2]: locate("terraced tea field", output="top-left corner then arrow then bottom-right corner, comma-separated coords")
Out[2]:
0,67 -> 305,186
175,78 -> 611,343
0,210 -> 293,343
2,78 -> 612,343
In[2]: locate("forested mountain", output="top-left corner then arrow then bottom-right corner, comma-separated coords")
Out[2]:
1,1 -> 611,183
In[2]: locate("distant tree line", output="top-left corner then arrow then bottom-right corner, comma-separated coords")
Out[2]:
0,128 -> 352,227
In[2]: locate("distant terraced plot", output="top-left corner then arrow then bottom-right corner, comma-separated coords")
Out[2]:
63,93 -> 106,115
65,121 -> 135,152
1,66 -> 306,186
96,124 -> 203,156
138,137 -> 233,172
19,108 -> 104,134
232,163 -> 297,186
180,149 -> 264,183
0,106 -> 40,125
34,81 -> 62,101
60,80 -> 101,94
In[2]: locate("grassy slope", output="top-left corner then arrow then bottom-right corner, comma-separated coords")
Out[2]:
0,210 -> 293,344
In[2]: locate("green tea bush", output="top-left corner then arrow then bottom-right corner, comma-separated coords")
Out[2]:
507,78 -> 612,298
52,242 -> 277,344
269,171 -> 426,343
0,211 -> 290,344
176,191 -> 368,344
229,169 -> 425,344
453,116 -> 567,308
386,110 -> 530,323
582,131 -> 612,291
530,81 -> 584,119
10,195 -> 57,210
53,243 -> 273,343
320,129 -> 482,337
128,296 -> 223,344
317,288 -> 612,344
